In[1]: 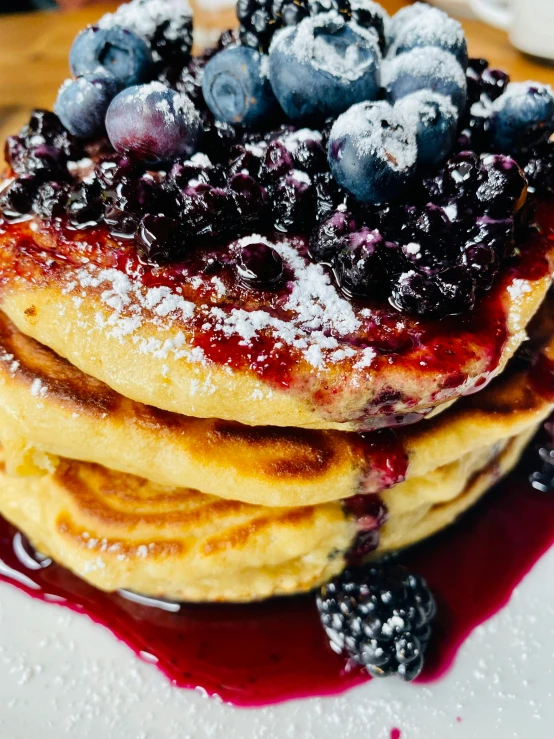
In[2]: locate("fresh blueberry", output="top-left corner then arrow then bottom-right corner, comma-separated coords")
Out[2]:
383,47 -> 467,111
389,2 -> 433,40
269,13 -> 381,121
350,0 -> 391,53
55,73 -> 122,139
328,100 -> 417,204
106,82 -> 202,162
489,82 -> 554,152
98,0 -> 193,68
202,47 -> 278,127
69,25 -> 153,87
396,91 -> 458,167
390,7 -> 468,67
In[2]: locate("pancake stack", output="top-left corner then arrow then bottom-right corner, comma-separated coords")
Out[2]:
0,227 -> 551,602
0,0 -> 553,604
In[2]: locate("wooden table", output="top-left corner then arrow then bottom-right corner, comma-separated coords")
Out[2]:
0,0 -> 553,142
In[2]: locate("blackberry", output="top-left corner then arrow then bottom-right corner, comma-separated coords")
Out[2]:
317,564 -> 436,681
237,0 -> 277,52
238,0 -> 353,53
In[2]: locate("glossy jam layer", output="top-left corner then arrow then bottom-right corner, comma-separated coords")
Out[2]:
0,432 -> 553,706
0,202 -> 552,409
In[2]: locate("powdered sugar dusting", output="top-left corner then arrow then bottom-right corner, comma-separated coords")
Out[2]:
382,47 -> 466,98
331,101 -> 418,172
270,12 -> 381,82
67,233 -> 376,373
98,0 -> 192,62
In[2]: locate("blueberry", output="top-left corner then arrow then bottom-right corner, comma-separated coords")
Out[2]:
272,169 -> 316,231
106,82 -> 202,162
259,140 -> 294,182
489,82 -> 554,152
390,7 -> 467,67
396,91 -> 458,167
389,2 -> 433,40
335,227 -> 388,297
236,241 -> 284,289
55,73 -> 122,139
392,267 -> 475,318
66,180 -> 104,230
269,13 -> 381,121
0,176 -> 38,220
98,0 -> 193,68
136,214 -> 184,263
328,100 -> 417,204
350,0 -> 391,53
383,47 -> 467,111
460,243 -> 499,290
69,25 -> 153,87
309,208 -> 359,263
202,47 -> 278,127
476,154 -> 527,216
33,181 -> 70,220
228,173 -> 270,230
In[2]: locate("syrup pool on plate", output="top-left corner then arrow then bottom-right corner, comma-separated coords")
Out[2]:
0,425 -> 553,706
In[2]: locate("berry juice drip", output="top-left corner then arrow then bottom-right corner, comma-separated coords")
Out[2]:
0,431 -> 554,706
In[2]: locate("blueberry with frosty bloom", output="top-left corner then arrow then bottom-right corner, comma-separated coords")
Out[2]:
390,6 -> 467,66
106,82 -> 202,161
269,12 -> 381,121
328,100 -> 417,204
203,47 -> 278,127
55,72 -> 122,139
70,25 -> 153,87
383,47 -> 467,112
489,82 -> 554,152
395,90 -> 458,167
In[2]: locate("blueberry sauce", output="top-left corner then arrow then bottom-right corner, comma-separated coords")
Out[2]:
0,424 -> 553,706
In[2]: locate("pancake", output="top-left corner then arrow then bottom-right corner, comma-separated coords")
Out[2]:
0,199 -> 552,432
0,306 -> 552,507
0,423 -> 536,601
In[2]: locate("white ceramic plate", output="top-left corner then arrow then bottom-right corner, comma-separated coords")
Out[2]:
0,545 -> 553,739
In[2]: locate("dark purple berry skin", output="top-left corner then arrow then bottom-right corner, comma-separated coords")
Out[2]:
260,141 -> 294,184
476,154 -> 527,217
309,208 -> 359,263
0,177 -> 38,220
460,244 -> 499,290
335,228 -> 388,298
180,185 -> 235,243
271,170 -> 315,232
136,214 -> 184,263
236,241 -> 284,289
229,173 -> 270,230
66,180 -> 104,230
489,82 -> 554,153
33,181 -> 70,220
69,25 -> 153,87
328,101 -> 417,205
106,83 -> 202,162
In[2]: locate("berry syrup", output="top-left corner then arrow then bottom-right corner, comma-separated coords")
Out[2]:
0,427 -> 553,706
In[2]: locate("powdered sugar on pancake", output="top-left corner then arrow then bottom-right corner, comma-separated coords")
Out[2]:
68,233 -> 376,371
